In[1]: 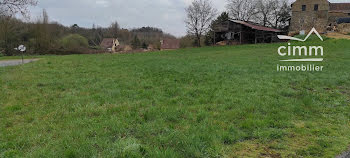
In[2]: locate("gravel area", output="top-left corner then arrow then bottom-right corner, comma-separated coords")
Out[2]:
0,59 -> 39,67
337,147 -> 350,158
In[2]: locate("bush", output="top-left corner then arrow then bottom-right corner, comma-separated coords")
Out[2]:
131,36 -> 141,49
141,42 -> 147,49
60,34 -> 89,50
89,46 -> 102,50
180,35 -> 194,48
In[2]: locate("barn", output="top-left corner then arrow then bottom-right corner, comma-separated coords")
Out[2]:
213,20 -> 283,45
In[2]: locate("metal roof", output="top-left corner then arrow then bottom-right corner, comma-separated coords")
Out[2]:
100,38 -> 114,49
330,3 -> 350,13
230,20 -> 282,33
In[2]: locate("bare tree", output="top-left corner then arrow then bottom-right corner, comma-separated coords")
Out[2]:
0,16 -> 17,55
255,0 -> 275,26
185,0 -> 217,47
109,21 -> 120,38
0,0 -> 37,17
255,0 -> 291,29
33,9 -> 51,53
226,0 -> 258,21
271,0 -> 291,30
268,0 -> 280,28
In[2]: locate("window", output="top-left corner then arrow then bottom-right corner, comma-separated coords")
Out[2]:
302,5 -> 306,11
314,4 -> 319,11
348,13 -> 350,16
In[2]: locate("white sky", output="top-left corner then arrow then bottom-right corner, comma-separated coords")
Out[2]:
26,0 -> 350,37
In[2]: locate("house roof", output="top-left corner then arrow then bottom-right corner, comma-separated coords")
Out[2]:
230,20 -> 282,33
161,39 -> 180,50
330,3 -> 350,13
100,38 -> 114,49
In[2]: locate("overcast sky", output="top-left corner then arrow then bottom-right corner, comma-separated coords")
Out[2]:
27,0 -> 350,37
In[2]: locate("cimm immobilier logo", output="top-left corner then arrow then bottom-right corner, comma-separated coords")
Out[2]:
276,28 -> 324,72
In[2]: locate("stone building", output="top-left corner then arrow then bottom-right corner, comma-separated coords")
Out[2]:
289,0 -> 350,34
100,38 -> 120,52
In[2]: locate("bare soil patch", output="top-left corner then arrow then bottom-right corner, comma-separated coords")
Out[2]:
326,32 -> 350,40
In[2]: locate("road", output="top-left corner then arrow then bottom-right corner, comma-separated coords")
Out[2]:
0,59 -> 39,67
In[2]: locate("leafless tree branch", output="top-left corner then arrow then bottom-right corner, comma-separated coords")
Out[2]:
0,0 -> 37,17
185,0 -> 217,47
226,0 -> 259,21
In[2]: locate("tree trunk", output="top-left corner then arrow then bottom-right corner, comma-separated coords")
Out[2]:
196,34 -> 201,47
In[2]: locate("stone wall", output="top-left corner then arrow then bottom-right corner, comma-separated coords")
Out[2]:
290,11 -> 329,33
291,0 -> 329,12
290,0 -> 330,34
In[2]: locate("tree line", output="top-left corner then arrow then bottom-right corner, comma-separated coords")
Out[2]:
0,1 -> 175,56
0,0 -> 292,55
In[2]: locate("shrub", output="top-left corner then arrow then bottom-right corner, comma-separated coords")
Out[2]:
141,42 -> 147,49
60,34 -> 89,50
131,36 -> 141,49
89,46 -> 102,50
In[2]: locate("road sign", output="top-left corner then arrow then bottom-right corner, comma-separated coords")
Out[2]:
17,45 -> 26,64
18,45 -> 26,52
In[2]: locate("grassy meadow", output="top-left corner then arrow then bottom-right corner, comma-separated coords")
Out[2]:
1,38 -> 350,157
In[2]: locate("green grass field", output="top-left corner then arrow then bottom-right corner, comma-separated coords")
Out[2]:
1,38 -> 350,157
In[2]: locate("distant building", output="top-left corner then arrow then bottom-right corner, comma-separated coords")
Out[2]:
160,39 -> 180,50
213,19 -> 283,45
100,38 -> 120,52
289,0 -> 350,34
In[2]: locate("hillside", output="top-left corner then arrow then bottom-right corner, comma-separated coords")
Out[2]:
1,39 -> 350,157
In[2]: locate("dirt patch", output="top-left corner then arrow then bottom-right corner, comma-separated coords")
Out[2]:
326,32 -> 350,40
259,147 -> 282,158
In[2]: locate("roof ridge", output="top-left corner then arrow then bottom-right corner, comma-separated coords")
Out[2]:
330,3 -> 350,11
230,19 -> 281,32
